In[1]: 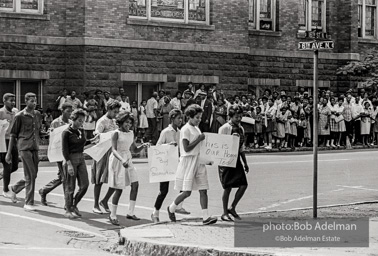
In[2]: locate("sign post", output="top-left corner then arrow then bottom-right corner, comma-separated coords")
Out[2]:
298,36 -> 334,219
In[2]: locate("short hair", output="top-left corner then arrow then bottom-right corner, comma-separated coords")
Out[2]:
3,93 -> 15,102
107,100 -> 121,111
61,103 -> 73,111
364,101 -> 371,107
116,111 -> 134,127
95,89 -> 102,94
71,109 -> 86,121
228,105 -> 243,117
338,97 -> 344,102
262,96 -> 268,101
175,91 -> 182,97
25,92 -> 36,101
185,104 -> 203,118
71,90 -> 76,94
169,109 -> 182,120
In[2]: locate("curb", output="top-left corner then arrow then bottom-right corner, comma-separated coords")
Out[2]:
118,200 -> 378,256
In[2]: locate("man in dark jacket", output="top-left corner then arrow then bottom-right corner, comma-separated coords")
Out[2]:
197,91 -> 212,132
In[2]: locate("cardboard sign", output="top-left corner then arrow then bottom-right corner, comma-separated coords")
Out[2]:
47,124 -> 69,162
84,132 -> 114,162
148,144 -> 179,183
199,133 -> 239,167
0,120 -> 9,153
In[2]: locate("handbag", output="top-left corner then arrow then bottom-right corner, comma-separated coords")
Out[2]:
335,115 -> 344,123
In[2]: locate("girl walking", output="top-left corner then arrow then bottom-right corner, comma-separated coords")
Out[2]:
167,104 -> 217,225
108,112 -> 149,225
218,106 -> 249,221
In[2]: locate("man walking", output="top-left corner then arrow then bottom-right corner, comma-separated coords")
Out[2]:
39,103 -> 73,205
0,93 -> 19,202
6,93 -> 44,211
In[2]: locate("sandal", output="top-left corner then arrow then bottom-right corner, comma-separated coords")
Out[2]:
221,213 -> 233,222
108,216 -> 120,226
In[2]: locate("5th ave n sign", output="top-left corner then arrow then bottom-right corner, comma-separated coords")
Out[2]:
298,41 -> 334,51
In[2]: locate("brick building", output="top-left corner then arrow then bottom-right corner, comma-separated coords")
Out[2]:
0,0 -> 374,110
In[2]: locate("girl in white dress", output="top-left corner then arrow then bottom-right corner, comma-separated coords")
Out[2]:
108,112 -> 149,225
167,104 -> 218,226
138,100 -> 148,140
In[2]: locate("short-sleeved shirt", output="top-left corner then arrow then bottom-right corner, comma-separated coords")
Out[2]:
65,96 -> 83,110
146,97 -> 158,118
179,123 -> 201,156
157,124 -> 180,145
95,115 -> 117,134
50,116 -> 71,129
10,109 -> 43,151
0,107 -> 18,140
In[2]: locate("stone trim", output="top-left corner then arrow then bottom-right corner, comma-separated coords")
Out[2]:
249,30 -> 282,37
121,73 -> 167,82
248,78 -> 280,86
358,38 -> 378,44
127,18 -> 215,31
176,75 -> 219,84
0,12 -> 50,20
0,69 -> 49,79
296,80 -> 330,88
0,34 -> 360,60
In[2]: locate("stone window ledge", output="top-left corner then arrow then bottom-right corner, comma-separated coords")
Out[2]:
0,12 -> 50,20
127,18 -> 215,31
249,29 -> 282,37
358,38 -> 378,44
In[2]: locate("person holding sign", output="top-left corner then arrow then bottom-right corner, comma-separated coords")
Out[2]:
108,112 -> 149,225
0,93 -> 19,202
151,109 -> 190,223
167,104 -> 217,226
218,105 -> 249,221
91,100 -> 121,214
39,102 -> 73,206
61,109 -> 89,219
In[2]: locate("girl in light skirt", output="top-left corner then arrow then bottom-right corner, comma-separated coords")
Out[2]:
167,104 -> 217,225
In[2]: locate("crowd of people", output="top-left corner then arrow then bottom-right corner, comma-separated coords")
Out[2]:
1,82 -> 377,226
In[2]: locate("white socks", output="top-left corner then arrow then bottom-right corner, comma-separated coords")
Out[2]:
128,200 -> 136,216
153,209 -> 159,217
169,202 -> 177,213
110,204 -> 118,219
202,209 -> 209,220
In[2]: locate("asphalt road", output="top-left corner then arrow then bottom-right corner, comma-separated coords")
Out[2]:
0,149 -> 377,255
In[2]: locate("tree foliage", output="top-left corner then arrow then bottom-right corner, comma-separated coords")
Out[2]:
337,54 -> 378,91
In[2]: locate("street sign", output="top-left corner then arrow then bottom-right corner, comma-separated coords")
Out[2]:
298,41 -> 334,51
305,31 -> 330,40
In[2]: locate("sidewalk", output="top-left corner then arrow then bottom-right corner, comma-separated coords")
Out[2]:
118,203 -> 378,256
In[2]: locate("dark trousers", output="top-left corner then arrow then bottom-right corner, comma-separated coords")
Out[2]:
345,121 -> 353,139
13,150 -> 39,205
63,153 -> 89,210
354,120 -> 361,143
147,118 -> 158,144
40,162 -> 63,195
0,140 -> 19,192
154,181 -> 169,211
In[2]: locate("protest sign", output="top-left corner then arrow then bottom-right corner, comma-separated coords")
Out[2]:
148,144 -> 179,183
84,132 -> 113,162
0,120 -> 9,153
47,124 -> 69,162
199,132 -> 239,167
241,117 -> 255,125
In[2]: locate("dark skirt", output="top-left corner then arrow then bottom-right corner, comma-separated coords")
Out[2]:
218,156 -> 248,189
266,120 -> 276,133
91,149 -> 111,184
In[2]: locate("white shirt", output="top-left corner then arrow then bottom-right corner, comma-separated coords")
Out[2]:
120,101 -> 131,112
352,103 -> 364,120
146,97 -> 158,118
179,123 -> 201,156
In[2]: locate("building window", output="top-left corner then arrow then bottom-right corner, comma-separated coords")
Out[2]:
298,0 -> 326,32
129,0 -> 210,25
359,0 -> 378,38
249,0 -> 276,31
0,0 -> 44,14
0,80 -> 43,109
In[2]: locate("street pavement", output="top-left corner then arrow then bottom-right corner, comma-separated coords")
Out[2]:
0,149 -> 378,255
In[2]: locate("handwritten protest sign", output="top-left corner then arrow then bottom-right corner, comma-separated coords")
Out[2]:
199,133 -> 239,168
84,132 -> 113,162
47,124 -> 69,162
0,120 -> 9,153
241,117 -> 255,125
148,144 -> 179,183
